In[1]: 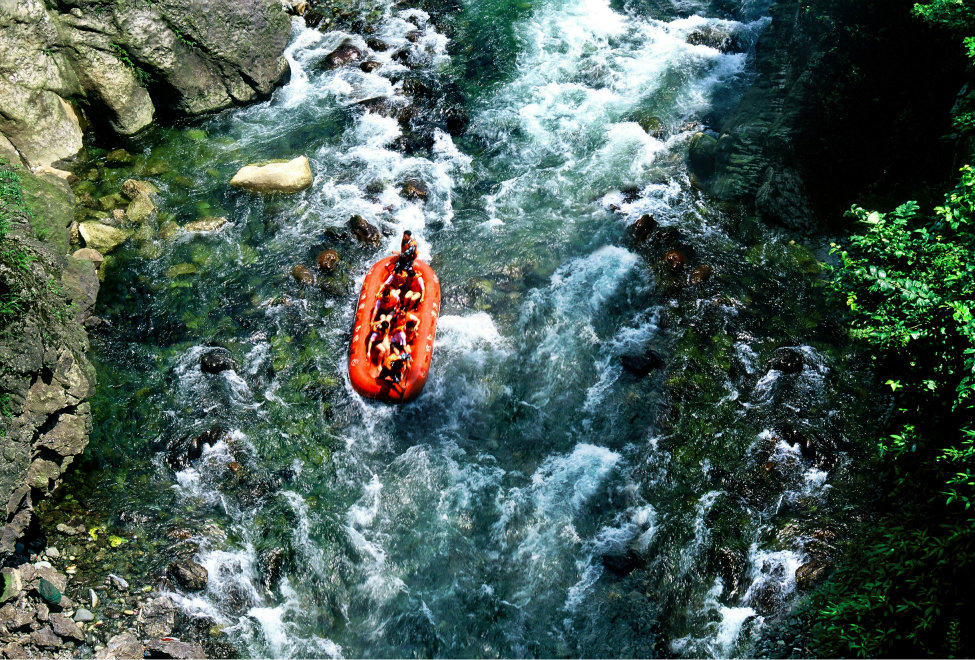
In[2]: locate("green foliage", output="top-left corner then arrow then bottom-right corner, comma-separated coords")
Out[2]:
797,4 -> 975,653
914,0 -> 975,38
109,43 -> 152,85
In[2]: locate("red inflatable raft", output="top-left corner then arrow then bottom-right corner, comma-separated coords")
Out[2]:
348,255 -> 441,403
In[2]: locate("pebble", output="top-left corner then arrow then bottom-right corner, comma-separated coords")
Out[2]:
90,588 -> 99,609
107,574 -> 129,590
34,560 -> 52,569
74,608 -> 94,622
122,609 -> 135,615
45,547 -> 60,558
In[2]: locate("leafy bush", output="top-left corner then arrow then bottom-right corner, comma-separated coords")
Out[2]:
798,3 -> 975,655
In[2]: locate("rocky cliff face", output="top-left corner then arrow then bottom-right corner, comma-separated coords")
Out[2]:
0,0 -> 292,167
0,163 -> 98,562
690,0 -> 971,230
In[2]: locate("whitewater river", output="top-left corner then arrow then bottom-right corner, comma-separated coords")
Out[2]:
54,0 -> 872,656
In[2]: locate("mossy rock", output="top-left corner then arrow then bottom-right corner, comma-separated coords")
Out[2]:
166,263 -> 198,279
38,577 -> 61,605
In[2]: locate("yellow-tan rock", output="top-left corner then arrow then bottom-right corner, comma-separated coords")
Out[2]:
229,156 -> 312,193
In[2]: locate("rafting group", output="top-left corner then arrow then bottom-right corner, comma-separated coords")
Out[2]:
366,232 -> 425,383
348,230 -> 441,403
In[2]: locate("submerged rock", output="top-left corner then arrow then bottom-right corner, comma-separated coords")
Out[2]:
323,43 -> 363,68
167,560 -> 208,592
291,265 -> 315,285
348,215 -> 381,245
628,214 -> 658,245
316,249 -> 340,272
621,350 -> 666,376
767,346 -> 804,374
399,177 -> 429,201
184,216 -> 228,232
601,548 -> 642,577
689,264 -> 713,285
121,179 -> 159,200
200,349 -> 237,374
686,25 -> 743,53
664,249 -> 686,272
166,427 -> 223,471
125,193 -> 157,224
230,156 -> 313,193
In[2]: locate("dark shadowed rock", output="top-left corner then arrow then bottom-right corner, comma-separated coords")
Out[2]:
621,350 -> 666,376
166,427 -> 224,471
200,349 -> 237,374
316,249 -> 340,272
688,132 -> 718,179
796,559 -> 828,590
602,549 -> 642,577
348,215 -> 381,245
399,178 -> 429,201
260,547 -> 289,595
767,347 -> 804,374
689,264 -> 713,285
628,214 -> 658,245
167,560 -> 208,592
664,249 -> 686,272
360,60 -> 382,73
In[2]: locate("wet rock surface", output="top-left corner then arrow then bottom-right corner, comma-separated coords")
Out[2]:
0,0 -> 292,168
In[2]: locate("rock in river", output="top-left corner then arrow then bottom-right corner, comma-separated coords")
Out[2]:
167,560 -> 208,592
200,349 -> 237,374
291,265 -> 315,285
316,249 -> 340,272
230,156 -> 313,193
348,214 -> 381,245
184,216 -> 228,232
79,222 -> 131,254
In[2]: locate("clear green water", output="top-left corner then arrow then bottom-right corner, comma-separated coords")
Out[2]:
50,0 -> 872,656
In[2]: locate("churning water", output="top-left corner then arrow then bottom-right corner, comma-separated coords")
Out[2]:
62,0 -> 872,656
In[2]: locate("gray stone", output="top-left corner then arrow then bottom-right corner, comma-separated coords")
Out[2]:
30,626 -> 63,648
167,560 -> 208,591
50,612 -> 84,641
137,596 -> 175,638
144,638 -> 207,659
74,607 -> 94,622
95,633 -> 143,659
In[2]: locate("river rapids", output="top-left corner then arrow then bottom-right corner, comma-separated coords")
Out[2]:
50,0 -> 873,656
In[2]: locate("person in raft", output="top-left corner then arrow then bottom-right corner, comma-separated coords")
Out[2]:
366,318 -> 391,365
379,347 -> 411,384
395,230 -> 418,274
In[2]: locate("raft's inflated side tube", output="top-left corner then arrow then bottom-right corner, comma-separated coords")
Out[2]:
348,256 -> 441,403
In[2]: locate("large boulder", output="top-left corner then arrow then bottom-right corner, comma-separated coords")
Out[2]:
79,221 -> 131,254
230,156 -> 313,193
0,0 -> 292,166
167,560 -> 208,591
